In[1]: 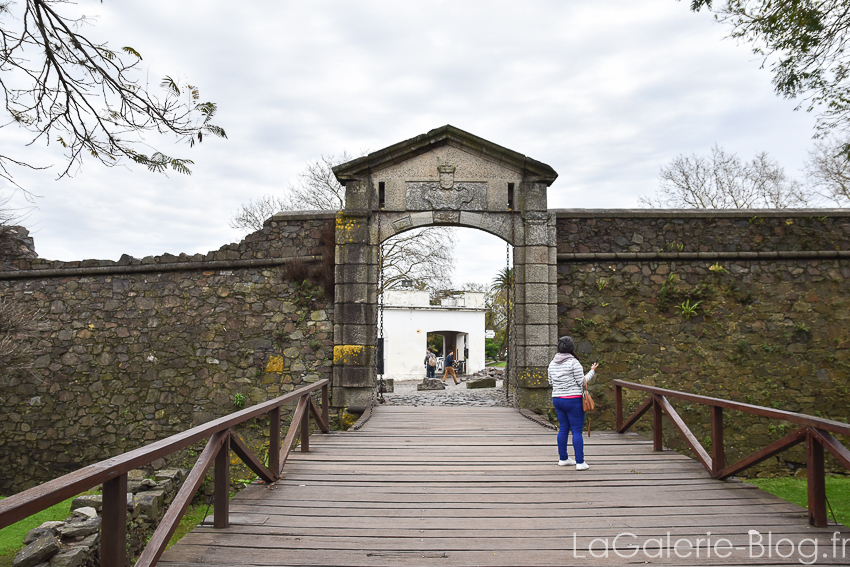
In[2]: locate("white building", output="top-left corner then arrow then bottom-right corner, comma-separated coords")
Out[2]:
380,289 -> 487,381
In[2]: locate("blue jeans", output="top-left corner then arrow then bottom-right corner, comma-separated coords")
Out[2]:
426,365 -> 435,379
552,397 -> 585,463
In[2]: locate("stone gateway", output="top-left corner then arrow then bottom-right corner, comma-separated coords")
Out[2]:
331,125 -> 560,411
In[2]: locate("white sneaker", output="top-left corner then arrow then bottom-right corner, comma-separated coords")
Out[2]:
558,458 -> 576,466
575,462 -> 590,471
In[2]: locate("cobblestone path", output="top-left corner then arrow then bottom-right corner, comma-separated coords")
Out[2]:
379,377 -> 510,407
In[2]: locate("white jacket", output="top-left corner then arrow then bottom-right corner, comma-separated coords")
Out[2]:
547,353 -> 595,397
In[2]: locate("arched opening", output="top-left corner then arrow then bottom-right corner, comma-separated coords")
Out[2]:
376,225 -> 508,384
331,125 -> 558,414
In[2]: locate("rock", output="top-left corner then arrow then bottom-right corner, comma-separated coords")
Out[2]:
466,378 -> 496,389
58,517 -> 100,538
23,528 -> 57,545
127,480 -> 144,494
71,507 -> 97,519
140,478 -> 157,489
135,489 -> 165,520
77,534 -> 98,549
37,522 -> 65,530
150,458 -> 166,470
13,535 -> 60,567
154,469 -> 186,483
127,492 -> 139,518
154,479 -> 173,495
127,470 -> 147,481
417,379 -> 446,391
70,495 -> 101,512
48,548 -> 87,567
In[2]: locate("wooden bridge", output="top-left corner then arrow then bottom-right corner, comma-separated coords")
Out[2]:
2,379 -> 848,566
160,405 -> 848,566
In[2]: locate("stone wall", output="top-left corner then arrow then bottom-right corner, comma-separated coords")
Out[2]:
0,212 -> 336,494
3,207 -> 850,492
553,210 -> 850,475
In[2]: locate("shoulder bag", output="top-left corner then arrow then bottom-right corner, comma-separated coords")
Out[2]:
582,377 -> 594,436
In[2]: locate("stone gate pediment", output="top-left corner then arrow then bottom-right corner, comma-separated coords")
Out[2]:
333,125 -> 558,216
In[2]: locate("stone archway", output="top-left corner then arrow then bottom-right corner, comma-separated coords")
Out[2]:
331,125 -> 559,413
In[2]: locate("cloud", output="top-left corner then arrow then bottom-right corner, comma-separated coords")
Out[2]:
1,0 -> 819,278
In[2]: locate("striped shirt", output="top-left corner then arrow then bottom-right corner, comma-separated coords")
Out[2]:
547,354 -> 595,398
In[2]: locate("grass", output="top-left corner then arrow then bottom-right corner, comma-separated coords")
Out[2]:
748,476 -> 850,526
0,493 -> 211,566
487,361 -> 506,368
166,502 -> 212,549
0,491 -> 97,565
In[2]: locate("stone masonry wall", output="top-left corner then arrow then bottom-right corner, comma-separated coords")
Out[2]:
0,212 -> 336,494
554,210 -> 850,476
4,208 -> 850,492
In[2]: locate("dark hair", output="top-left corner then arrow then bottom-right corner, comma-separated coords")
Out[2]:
557,336 -> 579,361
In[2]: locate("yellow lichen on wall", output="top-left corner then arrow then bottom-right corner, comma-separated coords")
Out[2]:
333,344 -> 372,366
335,212 -> 359,244
265,355 -> 285,373
518,368 -> 549,388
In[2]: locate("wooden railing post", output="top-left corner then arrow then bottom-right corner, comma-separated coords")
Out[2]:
269,406 -> 281,478
614,384 -> 623,431
214,432 -> 230,529
652,395 -> 663,451
300,395 -> 310,452
101,472 -> 127,567
806,428 -> 827,527
710,405 -> 725,477
321,382 -> 329,428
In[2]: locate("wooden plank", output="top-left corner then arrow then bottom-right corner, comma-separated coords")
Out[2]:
160,405 -> 849,567
160,546 -> 849,566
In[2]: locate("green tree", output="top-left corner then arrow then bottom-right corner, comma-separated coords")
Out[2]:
491,267 -> 513,358
689,1 -> 850,144
0,0 -> 226,191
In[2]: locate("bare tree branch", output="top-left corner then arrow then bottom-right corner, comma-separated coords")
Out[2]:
232,152 -> 457,294
641,145 -> 812,208
806,136 -> 850,206
0,0 -> 226,192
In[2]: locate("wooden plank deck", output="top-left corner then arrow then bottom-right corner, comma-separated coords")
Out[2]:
160,406 -> 848,566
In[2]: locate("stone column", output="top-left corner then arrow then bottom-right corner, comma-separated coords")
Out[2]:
332,179 -> 378,412
514,181 -> 557,411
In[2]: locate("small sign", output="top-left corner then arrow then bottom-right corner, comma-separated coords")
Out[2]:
485,330 -> 496,339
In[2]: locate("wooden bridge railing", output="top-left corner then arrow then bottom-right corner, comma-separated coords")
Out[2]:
0,378 -> 330,567
614,379 -> 850,527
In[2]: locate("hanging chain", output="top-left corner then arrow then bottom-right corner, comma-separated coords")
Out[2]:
503,207 -> 518,407
375,212 -> 386,404
504,235 -> 511,405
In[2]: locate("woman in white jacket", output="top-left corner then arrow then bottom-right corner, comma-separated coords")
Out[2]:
548,336 -> 597,470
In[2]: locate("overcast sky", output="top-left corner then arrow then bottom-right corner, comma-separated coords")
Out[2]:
2,0 -> 818,287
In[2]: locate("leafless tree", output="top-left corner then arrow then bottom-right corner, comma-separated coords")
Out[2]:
230,154 -> 357,232
229,194 -> 290,232
806,137 -> 850,206
380,226 -> 454,295
0,0 -> 225,192
640,145 -> 811,208
232,153 -> 457,294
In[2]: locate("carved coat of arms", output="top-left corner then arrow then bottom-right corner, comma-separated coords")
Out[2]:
402,163 -> 484,211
